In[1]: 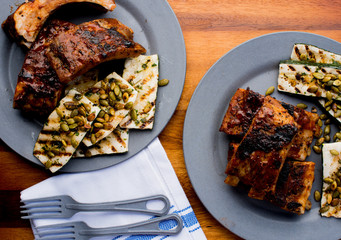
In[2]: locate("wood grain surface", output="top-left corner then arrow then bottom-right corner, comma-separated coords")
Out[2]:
0,0 -> 340,239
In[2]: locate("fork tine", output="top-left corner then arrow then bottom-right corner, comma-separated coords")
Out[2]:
36,222 -> 75,230
21,207 -> 61,213
21,196 -> 62,204
35,223 -> 75,239
36,227 -> 74,236
21,197 -> 63,219
35,234 -> 76,240
21,207 -> 61,214
21,213 -> 62,219
21,201 -> 62,209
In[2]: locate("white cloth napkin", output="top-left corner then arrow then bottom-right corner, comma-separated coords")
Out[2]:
21,138 -> 207,240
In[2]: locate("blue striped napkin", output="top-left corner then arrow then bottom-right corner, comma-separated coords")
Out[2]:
21,138 -> 206,240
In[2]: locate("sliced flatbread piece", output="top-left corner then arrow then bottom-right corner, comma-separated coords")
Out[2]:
119,55 -> 159,129
82,72 -> 138,146
74,128 -> 129,158
321,143 -> 341,218
291,43 -> 341,65
277,60 -> 341,100
33,89 -> 101,173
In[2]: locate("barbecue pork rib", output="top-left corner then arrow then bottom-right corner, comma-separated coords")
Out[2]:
13,19 -> 75,116
45,18 -> 146,83
266,160 -> 315,215
220,88 -> 320,161
280,102 -> 320,161
219,88 -> 264,138
225,96 -> 298,200
225,143 -> 315,214
2,0 -> 116,48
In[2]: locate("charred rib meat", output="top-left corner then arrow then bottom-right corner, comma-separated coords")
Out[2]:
220,88 -> 319,161
46,18 -> 146,83
225,143 -> 315,214
1,0 -> 116,48
13,19 -> 75,116
221,88 -> 317,214
226,96 -> 298,200
267,160 -> 315,215
287,129 -> 314,161
280,102 -> 320,161
219,88 -> 264,137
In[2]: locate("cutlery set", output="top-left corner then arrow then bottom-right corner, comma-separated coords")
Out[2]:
21,194 -> 183,239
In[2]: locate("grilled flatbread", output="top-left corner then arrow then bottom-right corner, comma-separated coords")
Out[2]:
33,89 -> 101,172
82,72 -> 137,146
74,128 -> 129,158
120,55 -> 159,129
321,143 -> 341,218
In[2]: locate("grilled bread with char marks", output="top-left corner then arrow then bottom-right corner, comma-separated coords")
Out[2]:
33,89 -> 101,173
120,55 -> 159,129
74,128 -> 129,158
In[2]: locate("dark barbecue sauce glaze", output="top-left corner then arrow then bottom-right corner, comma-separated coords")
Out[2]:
13,19 -> 75,116
237,123 -> 298,160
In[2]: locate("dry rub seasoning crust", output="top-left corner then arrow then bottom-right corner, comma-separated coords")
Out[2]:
226,96 -> 298,200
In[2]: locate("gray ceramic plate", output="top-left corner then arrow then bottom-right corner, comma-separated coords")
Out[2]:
0,0 -> 186,172
183,32 -> 341,240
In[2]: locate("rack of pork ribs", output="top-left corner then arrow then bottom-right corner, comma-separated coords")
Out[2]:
6,18 -> 146,116
220,88 -> 319,215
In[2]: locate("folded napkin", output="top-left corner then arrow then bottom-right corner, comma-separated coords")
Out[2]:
21,138 -> 206,240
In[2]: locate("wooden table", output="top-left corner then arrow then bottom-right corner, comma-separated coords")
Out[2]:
0,0 -> 340,239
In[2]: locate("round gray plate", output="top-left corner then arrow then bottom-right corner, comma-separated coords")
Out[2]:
0,0 -> 186,172
183,32 -> 341,240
